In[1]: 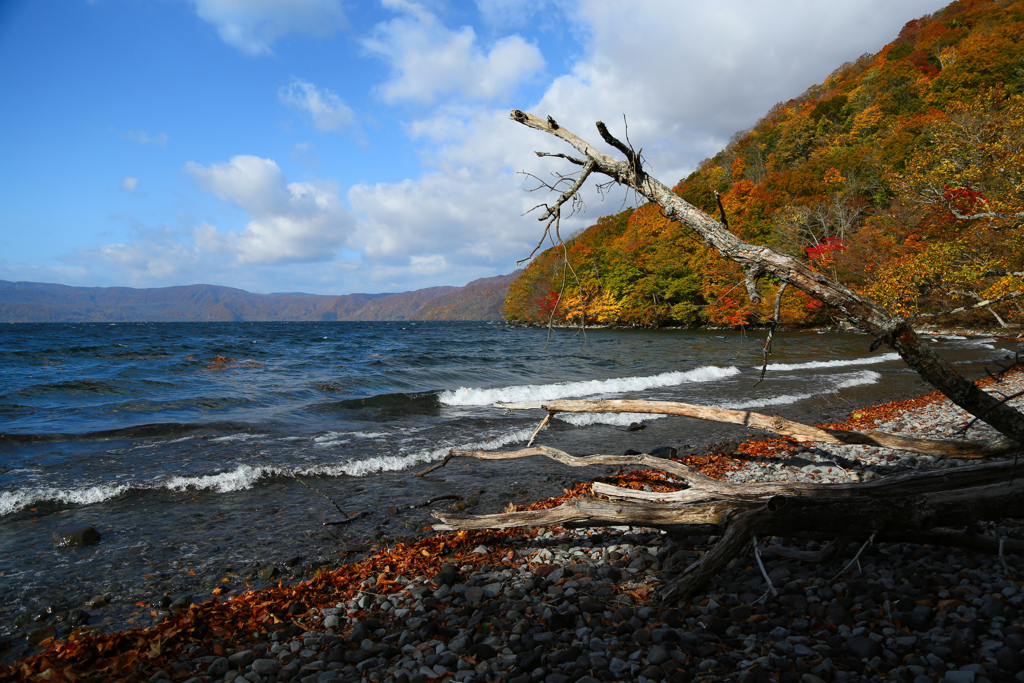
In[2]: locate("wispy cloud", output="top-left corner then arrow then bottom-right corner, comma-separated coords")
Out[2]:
278,79 -> 355,132
121,130 -> 168,146
121,176 -> 140,193
190,0 -> 347,57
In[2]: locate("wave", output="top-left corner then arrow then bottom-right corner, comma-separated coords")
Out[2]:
438,365 -> 741,406
720,370 -> 881,409
0,426 -> 534,516
0,483 -> 133,517
299,427 -> 535,478
0,421 -> 254,445
762,353 -> 899,372
556,412 -> 667,427
312,391 -> 440,416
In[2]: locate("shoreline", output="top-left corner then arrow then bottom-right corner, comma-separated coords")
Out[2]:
4,372 -> 1024,681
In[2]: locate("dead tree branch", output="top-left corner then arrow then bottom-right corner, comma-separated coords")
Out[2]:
496,398 -> 1015,457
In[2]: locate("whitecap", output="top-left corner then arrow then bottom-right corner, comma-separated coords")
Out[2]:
163,464 -> 273,493
720,370 -> 880,409
555,412 -> 667,427
762,353 -> 899,371
298,427 -> 536,478
0,483 -> 132,516
438,365 -> 740,406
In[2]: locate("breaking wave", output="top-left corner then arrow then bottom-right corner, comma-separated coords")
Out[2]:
438,365 -> 741,406
720,370 -> 881,410
762,353 -> 899,372
0,427 -> 534,516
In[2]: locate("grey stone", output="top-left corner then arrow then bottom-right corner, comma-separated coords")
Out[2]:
27,626 -> 56,645
251,658 -> 281,676
52,523 -> 101,548
997,646 -> 1023,672
208,657 -> 229,677
843,636 -> 882,660
228,650 -> 255,668
647,644 -> 670,665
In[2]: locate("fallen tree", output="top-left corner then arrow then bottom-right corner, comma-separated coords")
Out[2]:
423,111 -> 1024,602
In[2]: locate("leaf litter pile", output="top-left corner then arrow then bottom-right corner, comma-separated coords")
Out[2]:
4,365 -> 1020,682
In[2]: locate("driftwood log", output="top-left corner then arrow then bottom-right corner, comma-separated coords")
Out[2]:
423,444 -> 1024,603
417,111 -> 1024,603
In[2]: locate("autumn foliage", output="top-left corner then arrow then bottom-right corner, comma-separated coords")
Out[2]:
505,0 -> 1024,328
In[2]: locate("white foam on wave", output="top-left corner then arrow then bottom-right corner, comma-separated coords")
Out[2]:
763,353 -> 899,372
211,433 -> 266,443
438,365 -> 740,407
298,427 -> 536,478
720,370 -> 881,409
556,412 -> 667,427
164,465 -> 273,493
0,426 -> 536,516
0,483 -> 132,516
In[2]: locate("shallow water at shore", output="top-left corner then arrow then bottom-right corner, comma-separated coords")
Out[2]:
0,322 -> 1020,659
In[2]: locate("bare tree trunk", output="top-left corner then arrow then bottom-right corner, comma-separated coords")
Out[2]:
509,109 -> 1024,443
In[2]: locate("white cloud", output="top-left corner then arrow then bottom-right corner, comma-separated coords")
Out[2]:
121,176 -> 140,193
191,0 -> 347,56
363,0 -> 545,104
121,130 -> 168,146
342,0 -> 947,288
186,155 -> 354,264
278,79 -> 355,132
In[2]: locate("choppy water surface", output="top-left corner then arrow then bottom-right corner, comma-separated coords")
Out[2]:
0,321 -> 1018,653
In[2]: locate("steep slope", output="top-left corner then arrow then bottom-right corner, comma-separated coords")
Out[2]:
413,271 -> 523,320
505,0 -> 1024,328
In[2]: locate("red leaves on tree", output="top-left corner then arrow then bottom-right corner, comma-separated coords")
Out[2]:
941,184 -> 986,214
804,236 -> 848,260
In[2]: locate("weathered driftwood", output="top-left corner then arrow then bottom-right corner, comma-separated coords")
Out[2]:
427,446 -> 1024,602
496,399 -> 1016,458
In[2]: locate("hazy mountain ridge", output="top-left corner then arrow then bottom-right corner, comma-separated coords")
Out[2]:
0,273 -> 520,322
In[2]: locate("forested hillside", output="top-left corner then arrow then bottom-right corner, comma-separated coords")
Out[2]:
0,277 -> 513,323
504,0 -> 1024,329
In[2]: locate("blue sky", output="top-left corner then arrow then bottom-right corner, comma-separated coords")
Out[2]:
0,0 -> 947,295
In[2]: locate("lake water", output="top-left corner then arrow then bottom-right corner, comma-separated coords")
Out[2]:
0,321 -> 1017,654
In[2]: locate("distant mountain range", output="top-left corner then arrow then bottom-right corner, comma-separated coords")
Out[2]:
0,272 -> 521,322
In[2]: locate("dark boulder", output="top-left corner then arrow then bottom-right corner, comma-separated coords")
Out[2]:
52,523 -> 101,548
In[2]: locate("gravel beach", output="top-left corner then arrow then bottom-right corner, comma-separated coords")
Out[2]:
4,369 -> 1024,683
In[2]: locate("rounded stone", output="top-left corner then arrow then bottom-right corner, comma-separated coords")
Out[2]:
52,523 -> 101,548
251,658 -> 281,676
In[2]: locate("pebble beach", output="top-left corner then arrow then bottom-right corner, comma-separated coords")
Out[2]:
4,368 -> 1024,683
